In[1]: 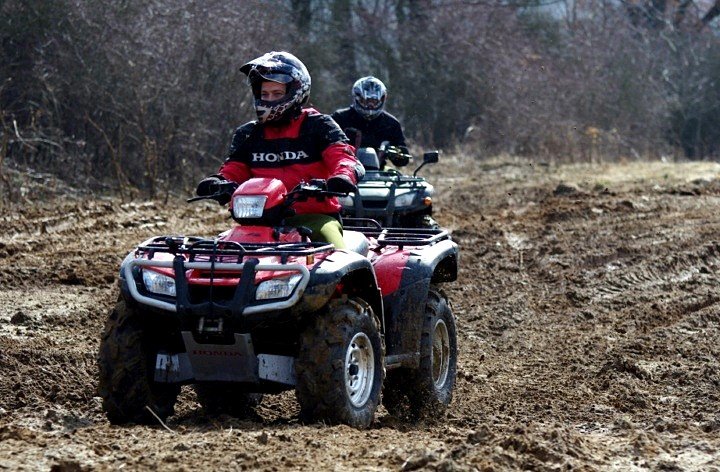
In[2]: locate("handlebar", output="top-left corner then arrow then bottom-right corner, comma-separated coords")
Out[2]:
383,146 -> 412,161
188,179 -> 349,205
187,180 -> 238,203
285,180 -> 348,204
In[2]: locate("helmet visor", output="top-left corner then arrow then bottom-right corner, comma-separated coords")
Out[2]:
357,96 -> 383,111
247,67 -> 294,85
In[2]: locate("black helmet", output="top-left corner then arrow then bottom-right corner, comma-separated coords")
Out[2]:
239,51 -> 311,124
351,76 -> 387,120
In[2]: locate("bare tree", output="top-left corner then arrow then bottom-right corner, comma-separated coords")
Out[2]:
622,0 -> 720,30
3,0 -> 720,204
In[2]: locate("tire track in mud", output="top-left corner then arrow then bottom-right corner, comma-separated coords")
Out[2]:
3,160 -> 720,471
0,200 -> 231,290
592,247 -> 719,301
443,173 -> 720,456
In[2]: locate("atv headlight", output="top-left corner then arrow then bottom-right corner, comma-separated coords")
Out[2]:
394,192 -> 415,208
142,270 -> 176,297
338,195 -> 354,207
256,274 -> 302,300
233,195 -> 267,219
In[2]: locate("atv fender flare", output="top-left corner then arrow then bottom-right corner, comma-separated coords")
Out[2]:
375,238 -> 458,295
376,239 -> 458,366
293,250 -> 383,329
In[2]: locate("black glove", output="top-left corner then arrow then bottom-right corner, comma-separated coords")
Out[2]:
387,146 -> 410,167
327,175 -> 356,194
196,176 -> 222,196
308,179 -> 328,190
196,176 -> 238,205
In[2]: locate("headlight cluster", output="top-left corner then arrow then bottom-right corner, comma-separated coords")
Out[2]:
142,270 -> 176,297
256,274 -> 303,300
338,195 -> 354,207
232,195 -> 267,219
394,192 -> 416,208
142,271 -> 302,301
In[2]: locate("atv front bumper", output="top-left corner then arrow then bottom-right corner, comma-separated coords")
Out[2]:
124,257 -> 310,317
124,258 -> 309,387
154,332 -> 296,386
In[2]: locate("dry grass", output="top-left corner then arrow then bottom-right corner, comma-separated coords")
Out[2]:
426,150 -> 720,191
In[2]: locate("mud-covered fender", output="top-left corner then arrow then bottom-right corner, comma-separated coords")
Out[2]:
374,239 -> 458,296
292,250 -> 383,328
374,239 -> 458,362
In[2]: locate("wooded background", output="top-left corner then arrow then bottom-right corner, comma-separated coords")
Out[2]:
2,0 -> 719,201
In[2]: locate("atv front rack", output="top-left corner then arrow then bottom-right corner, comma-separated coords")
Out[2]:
344,219 -> 451,249
137,236 -> 335,264
360,169 -> 426,184
124,259 -> 310,315
123,236 -> 335,316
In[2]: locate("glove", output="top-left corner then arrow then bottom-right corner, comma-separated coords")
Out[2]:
196,176 -> 222,196
387,146 -> 410,167
327,175 -> 356,194
308,178 -> 328,190
196,177 -> 238,205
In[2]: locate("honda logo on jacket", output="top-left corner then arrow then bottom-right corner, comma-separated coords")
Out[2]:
252,150 -> 309,162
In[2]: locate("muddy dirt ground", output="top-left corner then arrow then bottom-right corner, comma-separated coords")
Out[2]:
1,155 -> 720,471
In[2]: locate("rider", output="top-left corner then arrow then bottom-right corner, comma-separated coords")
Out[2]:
331,76 -> 409,170
196,51 -> 364,249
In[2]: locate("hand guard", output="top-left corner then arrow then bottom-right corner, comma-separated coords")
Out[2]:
195,176 -> 238,205
196,176 -> 222,196
327,175 -> 357,194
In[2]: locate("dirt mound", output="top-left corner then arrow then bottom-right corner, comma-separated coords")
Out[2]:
2,156 -> 720,470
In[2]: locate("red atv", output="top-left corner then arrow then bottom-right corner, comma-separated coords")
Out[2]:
98,177 -> 459,428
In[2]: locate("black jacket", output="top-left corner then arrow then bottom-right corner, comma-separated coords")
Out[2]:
331,107 -> 406,151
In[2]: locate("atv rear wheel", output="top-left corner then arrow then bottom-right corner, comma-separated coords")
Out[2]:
383,288 -> 457,421
295,297 -> 385,428
98,299 -> 180,425
194,383 -> 263,418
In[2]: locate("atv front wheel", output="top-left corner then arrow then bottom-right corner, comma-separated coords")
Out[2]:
384,288 -> 457,421
400,214 -> 440,229
194,383 -> 263,418
98,299 -> 180,425
295,297 -> 385,428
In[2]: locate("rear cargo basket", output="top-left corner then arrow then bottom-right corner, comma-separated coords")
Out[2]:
343,219 -> 452,249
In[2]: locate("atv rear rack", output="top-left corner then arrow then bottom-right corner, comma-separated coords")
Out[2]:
344,219 -> 451,249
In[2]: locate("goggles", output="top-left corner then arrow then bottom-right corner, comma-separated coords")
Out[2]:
357,96 -> 383,110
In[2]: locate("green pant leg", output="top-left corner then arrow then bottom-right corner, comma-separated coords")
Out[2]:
285,214 -> 346,250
